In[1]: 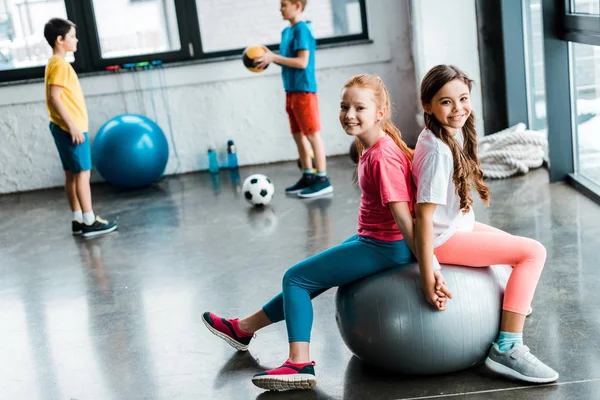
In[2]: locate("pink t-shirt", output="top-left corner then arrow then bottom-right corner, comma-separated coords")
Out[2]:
357,135 -> 414,241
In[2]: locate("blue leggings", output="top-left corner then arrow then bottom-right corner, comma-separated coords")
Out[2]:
262,234 -> 415,342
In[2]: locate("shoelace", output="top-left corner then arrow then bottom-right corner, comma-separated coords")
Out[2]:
96,216 -> 108,224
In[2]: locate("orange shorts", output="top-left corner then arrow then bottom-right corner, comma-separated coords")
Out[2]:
285,92 -> 321,135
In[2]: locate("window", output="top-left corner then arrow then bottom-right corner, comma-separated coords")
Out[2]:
542,0 -> 600,190
0,0 -> 70,72
571,0 -> 600,14
196,0 -> 366,53
90,0 -> 180,59
571,42 -> 600,183
524,0 -> 547,133
0,0 -> 368,83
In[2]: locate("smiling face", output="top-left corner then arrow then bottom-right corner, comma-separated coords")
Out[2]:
423,79 -> 471,133
339,86 -> 385,140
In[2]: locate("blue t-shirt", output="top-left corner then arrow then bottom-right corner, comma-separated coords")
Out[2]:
280,21 -> 317,93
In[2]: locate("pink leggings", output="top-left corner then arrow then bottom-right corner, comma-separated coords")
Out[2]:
434,222 -> 546,315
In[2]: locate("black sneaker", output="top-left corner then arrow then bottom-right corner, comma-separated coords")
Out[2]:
82,216 -> 118,238
297,176 -> 334,199
285,173 -> 315,194
72,221 -> 84,236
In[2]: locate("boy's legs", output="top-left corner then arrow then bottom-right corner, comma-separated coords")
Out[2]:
292,132 -> 312,170
285,93 -> 317,194
75,170 -> 93,214
306,132 -> 326,173
65,170 -> 81,213
287,93 -> 332,198
73,168 -> 117,237
50,123 -> 117,237
52,124 -> 84,234
65,170 -> 84,234
298,129 -> 333,198
63,133 -> 95,225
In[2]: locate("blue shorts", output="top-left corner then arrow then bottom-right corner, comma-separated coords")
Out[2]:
49,123 -> 92,173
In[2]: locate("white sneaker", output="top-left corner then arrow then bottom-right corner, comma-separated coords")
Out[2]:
485,343 -> 559,383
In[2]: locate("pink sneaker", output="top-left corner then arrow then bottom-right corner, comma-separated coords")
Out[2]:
252,360 -> 317,390
202,312 -> 254,351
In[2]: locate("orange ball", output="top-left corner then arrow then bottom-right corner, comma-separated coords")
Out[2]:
242,45 -> 269,73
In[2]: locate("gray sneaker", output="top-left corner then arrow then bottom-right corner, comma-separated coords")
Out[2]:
485,343 -> 559,383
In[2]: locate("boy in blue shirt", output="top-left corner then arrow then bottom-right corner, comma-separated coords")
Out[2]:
255,0 -> 333,198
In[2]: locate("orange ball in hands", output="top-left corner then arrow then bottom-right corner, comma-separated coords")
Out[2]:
242,45 -> 269,73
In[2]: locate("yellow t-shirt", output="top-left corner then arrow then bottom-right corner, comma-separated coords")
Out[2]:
45,55 -> 89,132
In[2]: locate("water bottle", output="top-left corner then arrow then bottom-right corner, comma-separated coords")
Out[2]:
208,147 -> 219,174
210,173 -> 221,195
227,139 -> 238,169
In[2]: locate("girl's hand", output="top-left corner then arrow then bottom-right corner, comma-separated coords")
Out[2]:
433,270 -> 453,300
421,273 -> 451,311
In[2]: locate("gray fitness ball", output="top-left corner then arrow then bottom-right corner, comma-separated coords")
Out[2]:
335,263 -> 510,375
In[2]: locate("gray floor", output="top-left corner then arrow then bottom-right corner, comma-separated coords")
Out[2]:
1,156 -> 600,400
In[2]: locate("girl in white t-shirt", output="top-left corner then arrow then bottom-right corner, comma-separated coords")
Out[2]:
412,65 -> 558,384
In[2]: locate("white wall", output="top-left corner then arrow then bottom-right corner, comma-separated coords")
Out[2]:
410,0 -> 485,136
0,0 -> 487,194
0,0 -> 423,194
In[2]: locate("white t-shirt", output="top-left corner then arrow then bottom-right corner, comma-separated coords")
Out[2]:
412,128 -> 475,247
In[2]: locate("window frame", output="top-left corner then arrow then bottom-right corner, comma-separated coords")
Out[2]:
0,0 -> 81,82
561,0 -> 600,45
0,0 -> 370,84
80,0 -> 194,70
544,0 -> 600,196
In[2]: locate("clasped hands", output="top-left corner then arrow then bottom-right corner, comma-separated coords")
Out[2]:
421,270 -> 453,311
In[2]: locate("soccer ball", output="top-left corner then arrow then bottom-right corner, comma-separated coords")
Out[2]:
242,174 -> 275,206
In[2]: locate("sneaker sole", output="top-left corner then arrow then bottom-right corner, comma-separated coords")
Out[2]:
201,315 -> 249,351
485,357 -> 559,383
82,225 -> 118,238
252,374 -> 317,390
285,188 -> 306,195
297,186 -> 334,199
72,231 -> 83,236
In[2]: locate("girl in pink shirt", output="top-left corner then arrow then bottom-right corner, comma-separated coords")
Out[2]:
202,74 -> 449,391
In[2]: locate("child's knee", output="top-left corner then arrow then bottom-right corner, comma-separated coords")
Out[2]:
73,169 -> 91,179
306,131 -> 321,142
525,238 -> 547,266
283,262 -> 317,291
282,267 -> 299,288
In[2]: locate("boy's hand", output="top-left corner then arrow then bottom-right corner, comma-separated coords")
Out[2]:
70,126 -> 85,145
254,47 -> 275,70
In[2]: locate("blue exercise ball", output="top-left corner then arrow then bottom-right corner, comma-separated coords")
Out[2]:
92,114 -> 169,189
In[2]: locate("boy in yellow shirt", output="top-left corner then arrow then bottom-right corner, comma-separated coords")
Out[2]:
44,18 -> 117,238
